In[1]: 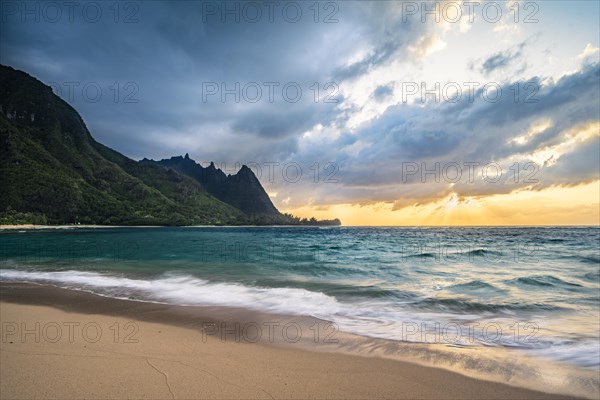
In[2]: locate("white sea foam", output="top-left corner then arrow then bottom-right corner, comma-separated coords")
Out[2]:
1,268 -> 598,373
0,269 -> 343,315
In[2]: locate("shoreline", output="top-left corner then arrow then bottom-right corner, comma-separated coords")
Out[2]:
0,224 -> 139,230
0,282 -> 595,399
0,224 -> 339,230
2,224 -> 598,230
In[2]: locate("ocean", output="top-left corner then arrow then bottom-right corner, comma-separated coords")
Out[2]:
1,226 -> 599,374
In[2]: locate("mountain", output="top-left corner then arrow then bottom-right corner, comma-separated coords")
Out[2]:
0,65 -> 245,225
155,155 -> 279,215
0,65 -> 341,226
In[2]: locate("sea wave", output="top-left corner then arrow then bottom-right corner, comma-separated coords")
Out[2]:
506,275 -> 583,288
0,269 -> 343,315
448,279 -> 504,291
1,267 -> 598,370
410,297 -> 562,313
579,255 -> 600,264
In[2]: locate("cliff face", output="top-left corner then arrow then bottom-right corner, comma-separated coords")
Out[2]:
156,155 -> 280,215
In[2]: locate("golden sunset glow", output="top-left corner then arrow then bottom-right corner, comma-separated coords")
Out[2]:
284,181 -> 600,226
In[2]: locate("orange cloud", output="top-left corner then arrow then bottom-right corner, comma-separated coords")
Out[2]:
282,181 -> 600,226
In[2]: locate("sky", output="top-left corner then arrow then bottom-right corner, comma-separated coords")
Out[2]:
1,0 -> 599,225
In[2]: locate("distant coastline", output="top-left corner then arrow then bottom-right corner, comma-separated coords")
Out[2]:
0,223 -> 343,230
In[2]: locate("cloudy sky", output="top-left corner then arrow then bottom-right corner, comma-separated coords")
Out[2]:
1,0 -> 599,225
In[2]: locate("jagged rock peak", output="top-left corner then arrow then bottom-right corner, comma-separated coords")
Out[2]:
238,165 -> 253,175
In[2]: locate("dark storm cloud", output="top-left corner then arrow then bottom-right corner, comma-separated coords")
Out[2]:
0,0 -> 425,162
230,100 -> 337,139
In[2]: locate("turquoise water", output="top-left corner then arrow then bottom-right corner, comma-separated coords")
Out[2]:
1,226 -> 599,370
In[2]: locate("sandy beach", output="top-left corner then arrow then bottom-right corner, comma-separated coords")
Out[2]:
0,225 -> 155,230
0,284 -> 586,400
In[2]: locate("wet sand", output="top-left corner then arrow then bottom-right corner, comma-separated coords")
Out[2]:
0,283 -> 589,399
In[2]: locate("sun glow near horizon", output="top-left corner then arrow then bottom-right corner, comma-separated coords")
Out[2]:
282,181 -> 600,226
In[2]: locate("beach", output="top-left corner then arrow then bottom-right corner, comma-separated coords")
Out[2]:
1,226 -> 598,399
0,283 -> 585,400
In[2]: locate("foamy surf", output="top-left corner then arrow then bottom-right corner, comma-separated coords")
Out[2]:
1,267 -> 598,373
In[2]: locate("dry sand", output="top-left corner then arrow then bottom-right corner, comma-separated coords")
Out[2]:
0,294 -> 583,399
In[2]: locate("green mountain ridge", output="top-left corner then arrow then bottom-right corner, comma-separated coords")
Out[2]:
154,154 -> 280,215
0,65 -> 340,226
